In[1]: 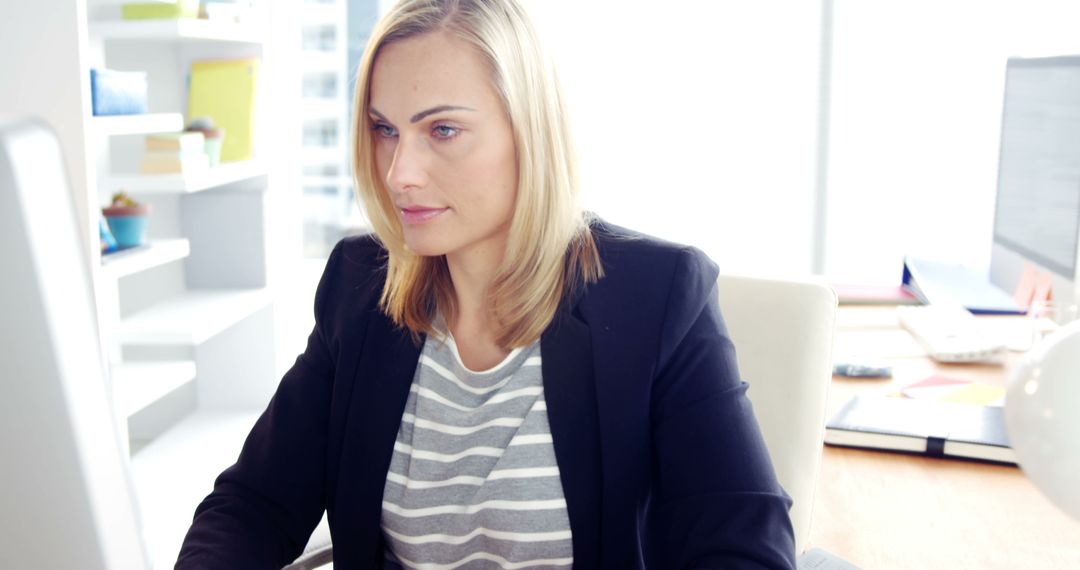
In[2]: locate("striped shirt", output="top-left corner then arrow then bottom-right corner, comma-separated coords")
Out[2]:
380,333 -> 573,569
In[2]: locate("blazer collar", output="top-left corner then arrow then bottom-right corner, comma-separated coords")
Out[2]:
334,309 -> 422,567
542,304 -> 603,568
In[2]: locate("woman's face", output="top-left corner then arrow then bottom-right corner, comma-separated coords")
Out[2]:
369,30 -> 518,263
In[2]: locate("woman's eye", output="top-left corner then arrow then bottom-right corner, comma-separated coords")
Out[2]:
371,122 -> 397,139
432,124 -> 459,140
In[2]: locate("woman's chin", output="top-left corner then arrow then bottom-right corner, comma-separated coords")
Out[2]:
403,237 -> 448,258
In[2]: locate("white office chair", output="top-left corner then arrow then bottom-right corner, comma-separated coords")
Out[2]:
715,273 -> 838,554
286,274 -> 838,568
286,514 -> 332,570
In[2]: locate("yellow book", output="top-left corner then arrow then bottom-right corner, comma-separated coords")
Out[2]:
187,58 -> 259,162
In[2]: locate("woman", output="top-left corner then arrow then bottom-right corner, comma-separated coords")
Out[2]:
177,0 -> 796,568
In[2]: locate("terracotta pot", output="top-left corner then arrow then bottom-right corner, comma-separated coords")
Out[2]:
102,203 -> 151,248
102,203 -> 150,217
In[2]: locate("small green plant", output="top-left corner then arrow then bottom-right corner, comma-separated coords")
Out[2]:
110,191 -> 140,207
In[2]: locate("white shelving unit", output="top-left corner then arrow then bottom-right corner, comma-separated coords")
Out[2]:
92,113 -> 184,136
76,2 -> 286,567
104,159 -> 267,194
100,238 -> 190,279
118,288 -> 272,346
112,360 -> 197,418
89,19 -> 266,44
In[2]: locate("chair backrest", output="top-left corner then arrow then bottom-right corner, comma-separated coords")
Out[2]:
715,273 -> 837,554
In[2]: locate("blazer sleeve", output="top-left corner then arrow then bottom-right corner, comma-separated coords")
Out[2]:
647,247 -> 797,570
174,242 -> 345,570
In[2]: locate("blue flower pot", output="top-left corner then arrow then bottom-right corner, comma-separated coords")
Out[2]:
105,214 -> 149,248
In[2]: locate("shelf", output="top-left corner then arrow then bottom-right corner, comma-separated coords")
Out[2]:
88,19 -> 265,44
130,409 -> 262,568
119,288 -> 272,346
92,113 -> 184,137
105,160 -> 267,194
111,360 -> 197,418
100,239 -> 190,279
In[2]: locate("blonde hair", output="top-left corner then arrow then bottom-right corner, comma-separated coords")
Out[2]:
351,0 -> 602,348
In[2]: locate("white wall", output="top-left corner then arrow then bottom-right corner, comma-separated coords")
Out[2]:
825,0 -> 1080,284
0,0 -> 95,260
526,1 -> 825,275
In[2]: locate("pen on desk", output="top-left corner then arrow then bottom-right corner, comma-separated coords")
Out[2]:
833,362 -> 893,378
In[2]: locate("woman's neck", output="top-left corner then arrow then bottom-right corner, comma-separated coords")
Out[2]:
445,242 -> 510,370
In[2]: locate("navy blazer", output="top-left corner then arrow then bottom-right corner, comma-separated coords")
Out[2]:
176,222 -> 796,569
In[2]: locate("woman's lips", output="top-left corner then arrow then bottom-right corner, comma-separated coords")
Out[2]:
399,206 -> 449,224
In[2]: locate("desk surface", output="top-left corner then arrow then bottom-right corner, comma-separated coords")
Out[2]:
808,306 -> 1080,569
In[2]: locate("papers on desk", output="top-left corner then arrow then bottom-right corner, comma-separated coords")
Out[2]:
902,256 -> 1023,315
896,375 -> 1005,407
825,395 -> 1016,464
833,283 -> 922,306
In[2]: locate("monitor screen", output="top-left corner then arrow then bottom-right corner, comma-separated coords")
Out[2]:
0,116 -> 148,569
993,56 -> 1080,280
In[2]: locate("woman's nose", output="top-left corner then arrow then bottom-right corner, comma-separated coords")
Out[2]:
385,135 -> 428,194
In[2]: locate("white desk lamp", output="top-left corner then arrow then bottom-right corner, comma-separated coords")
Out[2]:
1005,320 -> 1080,520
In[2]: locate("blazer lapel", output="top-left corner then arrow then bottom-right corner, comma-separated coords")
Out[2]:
542,306 -> 603,568
332,308 -> 421,566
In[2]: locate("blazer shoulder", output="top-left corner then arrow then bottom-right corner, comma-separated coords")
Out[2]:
576,221 -> 719,346
589,220 -> 719,288
336,232 -> 387,269
314,233 -> 387,324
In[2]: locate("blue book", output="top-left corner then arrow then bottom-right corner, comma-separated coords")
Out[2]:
90,68 -> 148,116
902,256 -> 1023,315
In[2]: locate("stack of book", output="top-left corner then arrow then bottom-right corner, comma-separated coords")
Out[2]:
140,132 -> 209,174
122,0 -> 200,20
202,0 -> 256,23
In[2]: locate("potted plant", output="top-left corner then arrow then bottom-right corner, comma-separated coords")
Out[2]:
102,191 -> 151,249
187,116 -> 225,167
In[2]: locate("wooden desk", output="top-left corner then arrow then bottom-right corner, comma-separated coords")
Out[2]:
807,306 -> 1080,569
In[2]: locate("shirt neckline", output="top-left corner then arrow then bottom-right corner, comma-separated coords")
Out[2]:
441,332 -> 526,375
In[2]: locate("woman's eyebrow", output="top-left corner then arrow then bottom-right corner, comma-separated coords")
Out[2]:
410,105 -> 475,123
368,105 -> 476,124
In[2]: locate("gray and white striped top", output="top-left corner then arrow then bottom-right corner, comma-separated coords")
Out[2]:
380,334 -> 573,570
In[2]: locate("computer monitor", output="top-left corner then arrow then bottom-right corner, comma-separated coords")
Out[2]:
0,116 -> 149,569
989,56 -> 1080,310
